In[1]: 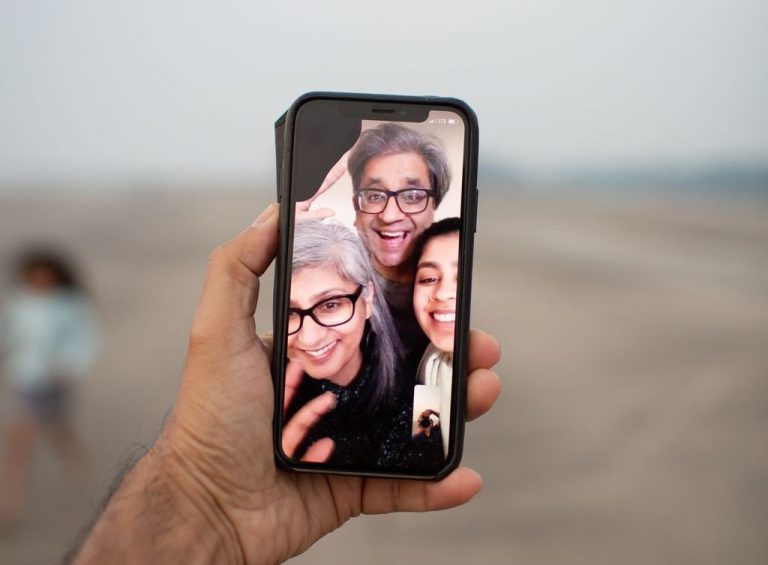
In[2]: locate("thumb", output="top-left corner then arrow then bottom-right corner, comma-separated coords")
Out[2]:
191,203 -> 279,344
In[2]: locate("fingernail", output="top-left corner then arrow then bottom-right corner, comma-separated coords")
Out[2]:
252,203 -> 277,226
465,468 -> 484,489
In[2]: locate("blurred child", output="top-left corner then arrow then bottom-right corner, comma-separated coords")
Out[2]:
0,249 -> 98,527
412,218 -> 460,458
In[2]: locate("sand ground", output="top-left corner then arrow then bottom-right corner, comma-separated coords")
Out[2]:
0,189 -> 766,564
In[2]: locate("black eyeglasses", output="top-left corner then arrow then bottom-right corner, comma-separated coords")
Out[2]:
355,188 -> 434,215
288,285 -> 364,335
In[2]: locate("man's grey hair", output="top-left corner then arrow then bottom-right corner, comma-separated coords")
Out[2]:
292,220 -> 401,404
348,123 -> 452,207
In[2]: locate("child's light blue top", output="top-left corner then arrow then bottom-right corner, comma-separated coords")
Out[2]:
0,290 -> 98,391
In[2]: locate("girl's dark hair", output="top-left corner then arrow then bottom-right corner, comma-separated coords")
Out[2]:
13,248 -> 83,291
412,217 -> 461,266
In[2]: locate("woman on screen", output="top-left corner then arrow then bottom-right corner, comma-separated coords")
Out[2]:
282,219 -> 409,467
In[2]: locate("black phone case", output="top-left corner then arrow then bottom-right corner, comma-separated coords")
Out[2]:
272,92 -> 479,480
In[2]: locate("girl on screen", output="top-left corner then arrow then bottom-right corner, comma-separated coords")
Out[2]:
412,217 -> 461,457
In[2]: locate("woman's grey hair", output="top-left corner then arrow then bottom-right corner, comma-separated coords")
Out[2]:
292,220 -> 401,405
348,123 -> 452,207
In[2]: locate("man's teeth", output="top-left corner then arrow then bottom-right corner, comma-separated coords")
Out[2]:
432,312 -> 456,323
379,231 -> 406,240
305,342 -> 335,358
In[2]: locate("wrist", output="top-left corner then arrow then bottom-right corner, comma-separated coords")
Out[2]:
75,439 -> 244,564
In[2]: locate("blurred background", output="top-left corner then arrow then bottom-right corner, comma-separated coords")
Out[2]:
1,1 -> 767,563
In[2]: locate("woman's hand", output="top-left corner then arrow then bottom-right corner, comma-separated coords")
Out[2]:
281,361 -> 336,463
75,203 -> 502,565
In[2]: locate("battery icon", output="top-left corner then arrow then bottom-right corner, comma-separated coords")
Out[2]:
448,119 -> 456,124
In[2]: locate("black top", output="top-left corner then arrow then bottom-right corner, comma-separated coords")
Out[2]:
286,325 -> 443,473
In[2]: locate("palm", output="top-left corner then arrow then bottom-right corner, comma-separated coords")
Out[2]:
175,321 -> 367,561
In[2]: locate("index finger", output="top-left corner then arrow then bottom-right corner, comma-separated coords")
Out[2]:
296,149 -> 349,216
467,329 -> 501,371
317,149 -> 350,196
283,360 -> 304,412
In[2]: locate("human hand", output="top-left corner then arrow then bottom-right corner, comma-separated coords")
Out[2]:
76,203 -> 501,565
294,150 -> 350,222
281,360 -> 336,463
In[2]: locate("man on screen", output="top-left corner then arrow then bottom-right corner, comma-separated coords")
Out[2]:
347,123 -> 452,357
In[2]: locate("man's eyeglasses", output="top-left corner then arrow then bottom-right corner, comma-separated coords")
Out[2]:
355,188 -> 434,215
288,285 -> 364,335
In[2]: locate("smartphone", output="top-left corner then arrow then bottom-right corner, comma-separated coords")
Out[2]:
272,92 -> 478,479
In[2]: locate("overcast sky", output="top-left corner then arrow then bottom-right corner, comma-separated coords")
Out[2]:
1,0 -> 767,185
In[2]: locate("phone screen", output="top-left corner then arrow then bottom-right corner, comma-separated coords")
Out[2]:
278,99 -> 469,475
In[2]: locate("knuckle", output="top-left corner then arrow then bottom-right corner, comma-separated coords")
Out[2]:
207,244 -> 230,267
187,324 -> 211,350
